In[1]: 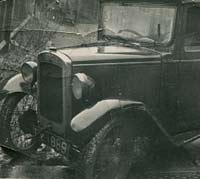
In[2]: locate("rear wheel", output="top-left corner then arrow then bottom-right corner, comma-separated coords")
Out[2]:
78,117 -> 151,179
0,93 -> 40,154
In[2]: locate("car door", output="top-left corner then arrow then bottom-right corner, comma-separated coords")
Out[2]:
178,4 -> 200,132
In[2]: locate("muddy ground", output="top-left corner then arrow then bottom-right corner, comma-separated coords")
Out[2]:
0,145 -> 75,179
1,143 -> 200,179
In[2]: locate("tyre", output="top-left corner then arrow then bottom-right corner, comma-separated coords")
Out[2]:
0,93 -> 40,154
78,116 -> 151,179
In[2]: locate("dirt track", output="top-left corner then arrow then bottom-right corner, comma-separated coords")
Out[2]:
0,145 -> 75,179
1,142 -> 200,179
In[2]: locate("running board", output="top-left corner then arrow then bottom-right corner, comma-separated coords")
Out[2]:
172,130 -> 200,146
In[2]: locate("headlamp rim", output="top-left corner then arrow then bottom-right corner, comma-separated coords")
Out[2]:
72,75 -> 83,100
21,61 -> 37,84
72,73 -> 95,100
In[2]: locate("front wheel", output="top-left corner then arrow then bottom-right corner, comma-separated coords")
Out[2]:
0,93 -> 40,154
78,117 -> 151,179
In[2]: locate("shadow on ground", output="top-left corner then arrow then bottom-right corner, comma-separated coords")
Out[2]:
1,142 -> 200,179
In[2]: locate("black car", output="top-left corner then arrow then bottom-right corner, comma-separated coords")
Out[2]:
1,0 -> 200,178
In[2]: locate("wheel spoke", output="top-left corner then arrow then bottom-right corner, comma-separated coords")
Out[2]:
8,94 -> 38,150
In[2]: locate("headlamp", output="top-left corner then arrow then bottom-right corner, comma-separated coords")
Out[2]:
72,73 -> 95,100
21,62 -> 37,84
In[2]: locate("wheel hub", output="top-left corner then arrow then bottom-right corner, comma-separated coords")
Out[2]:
18,109 -> 37,134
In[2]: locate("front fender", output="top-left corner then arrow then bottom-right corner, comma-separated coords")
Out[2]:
71,99 -> 174,145
0,74 -> 30,100
71,99 -> 144,132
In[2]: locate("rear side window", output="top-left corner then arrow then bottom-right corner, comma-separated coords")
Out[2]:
184,6 -> 200,52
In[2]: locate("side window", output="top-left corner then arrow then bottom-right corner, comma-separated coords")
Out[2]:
184,6 -> 200,52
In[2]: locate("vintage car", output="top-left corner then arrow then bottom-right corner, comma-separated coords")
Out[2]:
1,0 -> 200,178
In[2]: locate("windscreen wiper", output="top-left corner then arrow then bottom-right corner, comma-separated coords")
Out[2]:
104,35 -> 141,48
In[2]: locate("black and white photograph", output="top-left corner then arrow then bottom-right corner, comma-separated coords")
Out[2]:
1,0 -> 200,179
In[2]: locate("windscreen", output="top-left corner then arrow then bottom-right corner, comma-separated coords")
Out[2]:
102,3 -> 176,44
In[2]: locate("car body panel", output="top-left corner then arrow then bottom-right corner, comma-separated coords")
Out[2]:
60,45 -> 161,63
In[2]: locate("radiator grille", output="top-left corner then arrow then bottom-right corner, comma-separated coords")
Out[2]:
39,62 -> 63,123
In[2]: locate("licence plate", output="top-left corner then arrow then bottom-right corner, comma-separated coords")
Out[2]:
43,132 -> 69,155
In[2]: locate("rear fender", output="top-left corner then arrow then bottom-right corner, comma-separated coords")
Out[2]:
71,99 -> 174,144
0,74 -> 30,100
